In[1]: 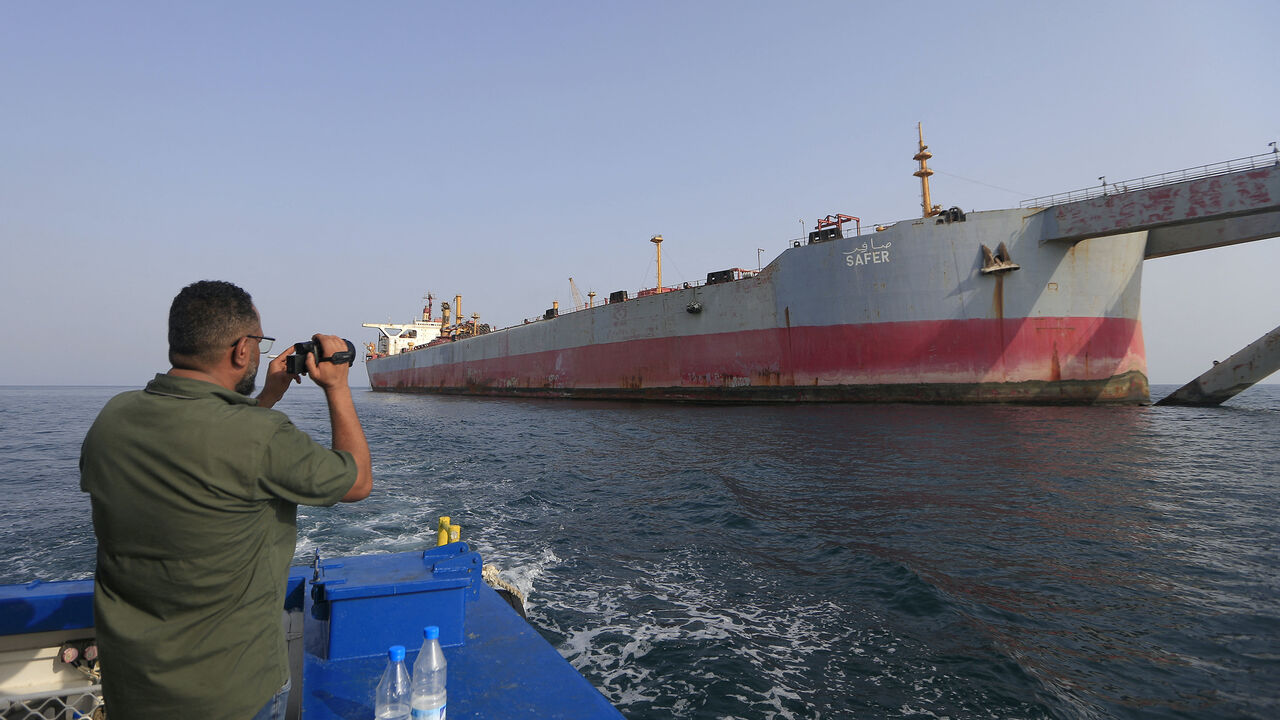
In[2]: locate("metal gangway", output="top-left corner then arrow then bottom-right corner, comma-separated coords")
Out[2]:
1025,149 -> 1280,405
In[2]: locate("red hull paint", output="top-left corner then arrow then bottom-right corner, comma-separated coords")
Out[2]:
368,317 -> 1148,404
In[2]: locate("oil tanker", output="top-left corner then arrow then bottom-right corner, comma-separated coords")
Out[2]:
362,131 -> 1278,404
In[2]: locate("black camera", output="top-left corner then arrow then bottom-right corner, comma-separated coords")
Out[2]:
285,338 -> 356,375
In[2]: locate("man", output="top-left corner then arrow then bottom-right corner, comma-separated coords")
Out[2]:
80,280 -> 373,719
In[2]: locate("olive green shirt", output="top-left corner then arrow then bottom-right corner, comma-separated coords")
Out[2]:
80,374 -> 357,720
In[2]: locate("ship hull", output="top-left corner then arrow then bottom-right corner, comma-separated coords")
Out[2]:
367,209 -> 1150,404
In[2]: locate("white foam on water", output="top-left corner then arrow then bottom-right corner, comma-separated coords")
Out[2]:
527,551 -> 892,718
492,546 -> 559,601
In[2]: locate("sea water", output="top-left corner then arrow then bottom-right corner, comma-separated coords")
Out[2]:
2,384 -> 1277,719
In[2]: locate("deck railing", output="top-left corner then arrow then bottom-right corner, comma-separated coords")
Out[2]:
1020,149 -> 1280,209
514,269 -> 774,325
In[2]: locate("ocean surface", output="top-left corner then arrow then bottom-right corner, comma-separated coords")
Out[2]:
1,383 -> 1277,719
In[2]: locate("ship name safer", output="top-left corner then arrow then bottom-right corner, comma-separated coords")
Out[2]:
843,239 -> 892,268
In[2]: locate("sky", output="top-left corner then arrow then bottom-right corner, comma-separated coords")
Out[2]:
2,1 -> 1277,387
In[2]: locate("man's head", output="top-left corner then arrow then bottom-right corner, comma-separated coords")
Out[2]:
168,280 -> 261,394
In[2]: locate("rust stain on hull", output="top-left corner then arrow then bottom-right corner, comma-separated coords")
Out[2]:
372,371 -> 1150,405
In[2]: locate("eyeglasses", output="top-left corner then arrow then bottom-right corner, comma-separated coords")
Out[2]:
235,335 -> 275,353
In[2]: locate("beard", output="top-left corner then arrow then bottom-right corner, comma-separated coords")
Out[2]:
235,356 -> 259,396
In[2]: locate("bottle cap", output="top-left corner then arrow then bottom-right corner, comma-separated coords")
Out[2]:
389,645 -> 406,662
424,626 -> 440,640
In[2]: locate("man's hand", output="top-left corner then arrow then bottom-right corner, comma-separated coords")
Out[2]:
256,344 -> 302,409
306,334 -> 353,390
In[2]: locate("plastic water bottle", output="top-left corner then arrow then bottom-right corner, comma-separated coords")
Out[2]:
375,645 -> 412,720
410,626 -> 447,719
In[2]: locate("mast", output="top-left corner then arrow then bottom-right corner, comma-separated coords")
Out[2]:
651,235 -> 664,291
913,122 -> 939,218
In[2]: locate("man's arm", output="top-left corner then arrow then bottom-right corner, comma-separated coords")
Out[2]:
256,345 -> 300,409
308,334 -> 373,502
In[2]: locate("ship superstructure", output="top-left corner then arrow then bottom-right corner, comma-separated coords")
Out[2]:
363,293 -> 492,359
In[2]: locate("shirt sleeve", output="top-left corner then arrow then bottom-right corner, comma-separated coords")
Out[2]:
256,420 -> 358,506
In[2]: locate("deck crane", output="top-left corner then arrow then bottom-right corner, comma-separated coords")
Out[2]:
569,277 -> 585,311
816,214 -> 862,236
